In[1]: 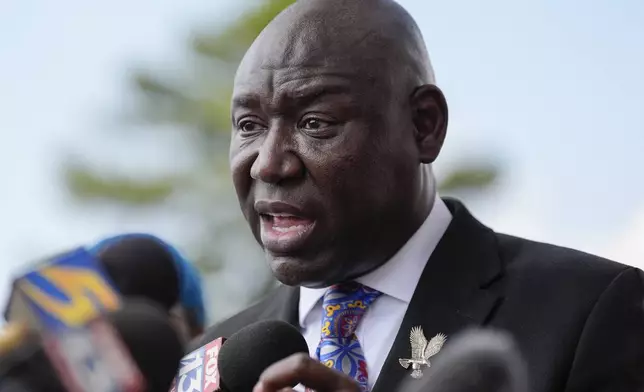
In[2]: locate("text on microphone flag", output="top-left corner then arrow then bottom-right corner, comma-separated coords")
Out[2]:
8,247 -> 120,329
171,337 -> 225,392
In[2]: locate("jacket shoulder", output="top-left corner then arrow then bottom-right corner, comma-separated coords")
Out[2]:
497,232 -> 636,289
188,284 -> 299,351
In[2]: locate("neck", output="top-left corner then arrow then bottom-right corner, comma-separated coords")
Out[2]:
343,164 -> 436,283
418,164 -> 436,219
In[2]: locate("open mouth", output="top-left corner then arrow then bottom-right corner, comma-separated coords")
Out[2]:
262,213 -> 313,233
260,212 -> 315,237
255,200 -> 317,253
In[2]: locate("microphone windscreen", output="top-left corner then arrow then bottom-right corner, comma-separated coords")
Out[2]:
0,328 -> 65,392
108,300 -> 184,392
0,379 -> 33,392
401,329 -> 528,392
218,320 -> 309,392
96,236 -> 180,311
0,355 -> 64,392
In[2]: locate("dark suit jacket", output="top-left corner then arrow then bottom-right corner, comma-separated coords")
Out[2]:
195,198 -> 644,392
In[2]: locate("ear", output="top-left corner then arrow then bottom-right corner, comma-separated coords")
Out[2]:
410,84 -> 448,164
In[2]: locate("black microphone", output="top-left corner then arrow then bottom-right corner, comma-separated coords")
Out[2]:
218,320 -> 309,392
399,329 -> 528,392
108,300 -> 185,392
92,235 -> 181,311
0,324 -> 64,392
90,233 -> 207,342
0,300 -> 184,392
0,380 -> 32,392
173,320 -> 309,392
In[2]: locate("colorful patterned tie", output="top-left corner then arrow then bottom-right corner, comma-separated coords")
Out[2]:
315,282 -> 382,392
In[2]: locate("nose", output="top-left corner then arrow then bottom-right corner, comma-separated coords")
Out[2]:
250,126 -> 304,184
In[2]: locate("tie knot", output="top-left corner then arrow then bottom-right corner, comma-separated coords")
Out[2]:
321,282 -> 381,338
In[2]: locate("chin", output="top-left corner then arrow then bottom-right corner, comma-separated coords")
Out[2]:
267,253 -> 340,288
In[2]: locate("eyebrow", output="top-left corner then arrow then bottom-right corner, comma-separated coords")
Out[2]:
232,95 -> 261,110
287,84 -> 352,104
232,83 -> 353,110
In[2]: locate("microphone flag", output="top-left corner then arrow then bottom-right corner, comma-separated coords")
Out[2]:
4,247 -> 144,392
170,337 -> 226,392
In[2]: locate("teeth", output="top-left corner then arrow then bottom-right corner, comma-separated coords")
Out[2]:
273,225 -> 307,233
268,213 -> 297,218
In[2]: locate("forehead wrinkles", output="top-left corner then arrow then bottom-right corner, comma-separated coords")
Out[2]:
235,45 -> 400,107
233,68 -> 373,116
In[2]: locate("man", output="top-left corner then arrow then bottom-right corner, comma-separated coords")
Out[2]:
196,0 -> 644,391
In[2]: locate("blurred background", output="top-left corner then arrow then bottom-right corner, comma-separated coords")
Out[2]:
1,0 -> 643,325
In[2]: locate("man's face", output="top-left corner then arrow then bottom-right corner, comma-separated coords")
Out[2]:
229,21 -> 428,287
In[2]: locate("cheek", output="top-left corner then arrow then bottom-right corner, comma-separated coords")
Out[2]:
303,133 -> 389,214
230,144 -> 255,199
230,142 -> 261,235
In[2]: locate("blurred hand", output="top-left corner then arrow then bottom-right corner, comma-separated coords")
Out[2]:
253,353 -> 361,392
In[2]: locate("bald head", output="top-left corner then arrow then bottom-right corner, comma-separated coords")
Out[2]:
229,0 -> 448,287
236,0 -> 434,94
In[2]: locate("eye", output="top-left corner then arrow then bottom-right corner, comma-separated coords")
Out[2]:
238,120 -> 265,135
301,117 -> 331,130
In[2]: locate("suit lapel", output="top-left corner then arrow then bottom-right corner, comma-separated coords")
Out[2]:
256,283 -> 300,327
372,198 -> 505,392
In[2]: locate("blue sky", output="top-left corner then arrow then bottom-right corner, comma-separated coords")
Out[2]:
1,0 -> 643,309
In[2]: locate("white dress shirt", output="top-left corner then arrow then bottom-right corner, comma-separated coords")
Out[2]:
296,196 -> 452,390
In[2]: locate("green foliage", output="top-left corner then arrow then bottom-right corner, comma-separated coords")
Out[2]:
438,164 -> 499,193
64,163 -> 177,206
61,0 -> 500,322
192,0 -> 297,63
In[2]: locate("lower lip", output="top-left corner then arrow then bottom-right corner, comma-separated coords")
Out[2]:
260,215 -> 316,253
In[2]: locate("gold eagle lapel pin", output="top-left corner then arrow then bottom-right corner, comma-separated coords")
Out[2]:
399,326 -> 447,379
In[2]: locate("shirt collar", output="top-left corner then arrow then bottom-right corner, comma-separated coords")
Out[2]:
298,196 -> 452,327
